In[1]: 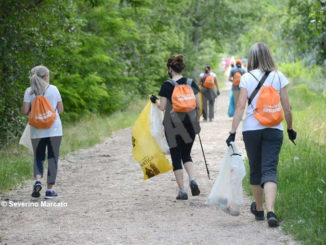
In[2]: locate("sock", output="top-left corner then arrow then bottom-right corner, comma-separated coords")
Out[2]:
179,189 -> 186,194
46,189 -> 53,193
189,177 -> 196,183
36,179 -> 41,183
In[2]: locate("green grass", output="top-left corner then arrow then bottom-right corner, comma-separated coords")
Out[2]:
243,84 -> 326,244
0,100 -> 146,193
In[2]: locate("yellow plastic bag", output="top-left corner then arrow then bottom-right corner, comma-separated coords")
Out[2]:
132,100 -> 173,180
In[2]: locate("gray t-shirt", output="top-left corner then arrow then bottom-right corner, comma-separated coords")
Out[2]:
230,67 -> 246,91
24,85 -> 63,139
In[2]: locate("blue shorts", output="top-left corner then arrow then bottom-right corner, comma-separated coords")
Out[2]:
243,128 -> 283,187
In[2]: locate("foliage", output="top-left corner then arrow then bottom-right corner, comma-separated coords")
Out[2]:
1,0 -> 244,147
279,61 -> 326,94
283,0 -> 326,65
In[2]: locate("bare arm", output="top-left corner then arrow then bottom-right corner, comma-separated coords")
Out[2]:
231,88 -> 247,133
57,101 -> 64,114
198,77 -> 202,86
156,96 -> 167,111
214,77 -> 219,90
22,102 -> 31,116
280,86 -> 293,129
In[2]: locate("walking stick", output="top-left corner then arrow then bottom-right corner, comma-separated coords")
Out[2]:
198,133 -> 210,180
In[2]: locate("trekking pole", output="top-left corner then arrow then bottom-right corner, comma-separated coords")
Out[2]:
197,134 -> 210,180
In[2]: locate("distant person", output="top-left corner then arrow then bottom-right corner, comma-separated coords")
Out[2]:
198,65 -> 219,122
226,42 -> 297,227
224,57 -> 230,70
150,55 -> 201,200
22,65 -> 64,199
229,59 -> 246,107
242,57 -> 247,70
230,62 -> 235,69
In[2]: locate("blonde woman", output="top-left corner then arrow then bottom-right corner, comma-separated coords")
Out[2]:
22,65 -> 64,198
226,43 -> 297,227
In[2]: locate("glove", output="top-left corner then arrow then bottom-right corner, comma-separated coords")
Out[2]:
226,132 -> 236,146
287,129 -> 297,145
150,95 -> 158,104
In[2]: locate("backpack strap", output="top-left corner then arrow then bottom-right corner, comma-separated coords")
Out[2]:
168,78 -> 193,87
168,79 -> 178,86
186,78 -> 193,86
248,71 -> 271,106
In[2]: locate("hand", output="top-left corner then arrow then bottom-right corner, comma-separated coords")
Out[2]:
287,129 -> 297,145
226,132 -> 236,146
150,95 -> 158,104
216,90 -> 220,96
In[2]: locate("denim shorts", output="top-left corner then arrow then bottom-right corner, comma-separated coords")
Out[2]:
243,128 -> 283,187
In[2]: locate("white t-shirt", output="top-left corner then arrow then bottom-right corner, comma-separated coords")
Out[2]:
239,69 -> 289,132
24,85 -> 63,139
200,72 -> 216,79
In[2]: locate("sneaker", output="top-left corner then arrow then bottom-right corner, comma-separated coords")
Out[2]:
176,191 -> 188,200
189,180 -> 200,196
31,180 -> 42,198
45,189 -> 58,199
250,202 -> 264,220
267,212 -> 279,227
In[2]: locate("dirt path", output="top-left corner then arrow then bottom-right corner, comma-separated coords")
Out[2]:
0,85 -> 297,245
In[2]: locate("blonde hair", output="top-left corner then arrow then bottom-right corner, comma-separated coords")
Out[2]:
247,42 -> 276,72
30,65 -> 50,95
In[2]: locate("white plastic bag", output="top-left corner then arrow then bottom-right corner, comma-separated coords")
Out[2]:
19,124 -> 33,153
206,142 -> 246,216
150,104 -> 169,154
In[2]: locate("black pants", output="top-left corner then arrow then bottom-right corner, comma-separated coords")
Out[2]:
165,124 -> 196,171
31,136 -> 62,185
243,129 -> 283,187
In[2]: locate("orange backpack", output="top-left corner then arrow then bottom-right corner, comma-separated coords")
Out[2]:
233,72 -> 242,86
170,79 -> 196,113
203,75 -> 215,88
29,95 -> 56,129
248,71 -> 284,127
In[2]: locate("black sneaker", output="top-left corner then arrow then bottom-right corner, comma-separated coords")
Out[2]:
176,191 -> 188,200
31,180 -> 42,198
267,212 -> 279,227
45,189 -> 58,199
250,202 -> 264,220
190,180 -> 200,196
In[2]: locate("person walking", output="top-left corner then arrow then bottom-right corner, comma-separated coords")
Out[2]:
22,65 -> 64,199
229,59 -> 246,107
150,55 -> 201,200
226,42 -> 297,227
198,65 -> 220,122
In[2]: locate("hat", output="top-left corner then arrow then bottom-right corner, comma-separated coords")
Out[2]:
236,59 -> 242,65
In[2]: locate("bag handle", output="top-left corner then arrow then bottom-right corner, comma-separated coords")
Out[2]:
248,71 -> 271,106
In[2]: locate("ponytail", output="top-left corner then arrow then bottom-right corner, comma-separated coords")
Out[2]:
30,65 -> 49,95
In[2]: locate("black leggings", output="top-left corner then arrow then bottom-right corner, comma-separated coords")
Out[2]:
165,124 -> 196,171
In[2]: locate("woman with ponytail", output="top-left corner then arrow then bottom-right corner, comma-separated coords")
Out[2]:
22,65 -> 64,198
